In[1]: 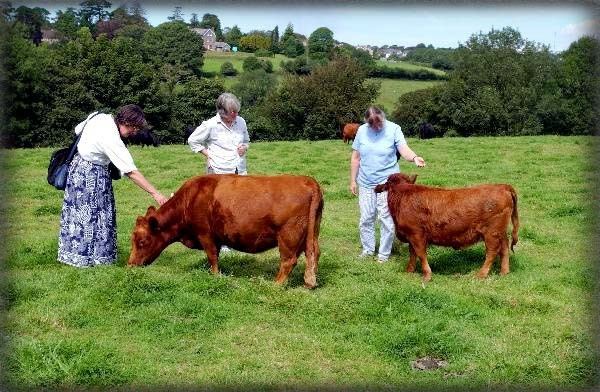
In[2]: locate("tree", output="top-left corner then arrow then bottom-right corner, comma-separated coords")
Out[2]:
556,36 -> 600,135
307,27 -> 334,61
223,24 -> 242,48
239,32 -> 270,52
270,25 -> 279,53
142,21 -> 204,83
167,6 -> 183,22
200,13 -> 222,40
54,8 -> 79,40
189,13 -> 200,28
261,57 -> 379,140
12,5 -> 49,42
280,23 -> 304,58
79,0 -> 111,24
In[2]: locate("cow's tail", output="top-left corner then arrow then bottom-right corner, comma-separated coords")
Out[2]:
509,186 -> 519,252
304,182 -> 324,288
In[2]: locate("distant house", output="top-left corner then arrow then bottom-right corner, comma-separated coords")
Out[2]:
41,28 -> 60,44
191,27 -> 216,50
214,41 -> 231,52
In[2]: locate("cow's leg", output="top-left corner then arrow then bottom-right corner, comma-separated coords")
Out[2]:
477,234 -> 501,278
197,236 -> 220,275
274,229 -> 302,286
411,239 -> 432,281
406,244 -> 417,273
499,235 -> 510,275
303,239 -> 319,289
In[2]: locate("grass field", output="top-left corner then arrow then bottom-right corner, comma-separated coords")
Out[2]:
2,136 -> 599,389
203,51 -> 290,74
376,59 -> 447,76
372,78 -> 445,112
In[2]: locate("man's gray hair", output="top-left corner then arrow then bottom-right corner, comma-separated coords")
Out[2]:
216,92 -> 241,116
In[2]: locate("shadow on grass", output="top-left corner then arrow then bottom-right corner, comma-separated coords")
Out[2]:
393,246 -> 521,277
178,250 -> 338,289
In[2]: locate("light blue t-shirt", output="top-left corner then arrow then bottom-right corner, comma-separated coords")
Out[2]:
352,120 -> 407,189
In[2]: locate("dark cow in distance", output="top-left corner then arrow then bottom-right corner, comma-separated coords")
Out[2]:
184,125 -> 196,144
418,122 -> 435,139
342,123 -> 360,143
374,173 -> 519,282
128,174 -> 324,288
125,128 -> 160,147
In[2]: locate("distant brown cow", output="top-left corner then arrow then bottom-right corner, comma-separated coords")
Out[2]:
128,174 -> 324,288
374,173 -> 519,281
342,123 -> 360,143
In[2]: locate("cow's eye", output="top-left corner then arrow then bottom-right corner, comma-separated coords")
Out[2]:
138,240 -> 146,247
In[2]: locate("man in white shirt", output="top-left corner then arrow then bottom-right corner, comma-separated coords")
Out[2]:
188,93 -> 249,175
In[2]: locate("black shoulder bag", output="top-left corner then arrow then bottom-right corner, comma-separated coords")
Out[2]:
47,132 -> 83,190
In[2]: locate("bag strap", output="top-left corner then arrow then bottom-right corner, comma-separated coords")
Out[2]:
66,112 -> 101,162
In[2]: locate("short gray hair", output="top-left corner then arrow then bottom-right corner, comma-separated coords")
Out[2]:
216,93 -> 241,116
364,106 -> 386,124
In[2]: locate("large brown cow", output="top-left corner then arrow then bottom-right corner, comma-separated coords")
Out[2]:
128,174 -> 324,288
374,173 -> 519,281
342,123 -> 360,143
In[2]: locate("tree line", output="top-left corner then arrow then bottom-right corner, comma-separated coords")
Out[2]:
1,2 -> 598,148
393,27 -> 599,137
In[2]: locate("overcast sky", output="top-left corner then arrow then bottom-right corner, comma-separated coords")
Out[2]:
13,1 -> 600,52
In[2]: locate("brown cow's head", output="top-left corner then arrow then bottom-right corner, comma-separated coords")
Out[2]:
127,206 -> 166,267
374,173 -> 418,193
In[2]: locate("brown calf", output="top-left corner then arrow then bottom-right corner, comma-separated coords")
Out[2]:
342,123 -> 360,143
128,174 -> 324,288
374,173 -> 519,281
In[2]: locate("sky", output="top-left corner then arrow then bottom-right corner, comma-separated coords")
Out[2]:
14,1 -> 600,52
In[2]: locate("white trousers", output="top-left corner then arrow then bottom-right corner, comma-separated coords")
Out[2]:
358,186 -> 395,259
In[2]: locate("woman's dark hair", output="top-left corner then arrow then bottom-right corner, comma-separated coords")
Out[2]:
115,104 -> 147,129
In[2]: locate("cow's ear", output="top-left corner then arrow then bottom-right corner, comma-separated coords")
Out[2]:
409,174 -> 418,184
148,216 -> 160,233
374,183 -> 386,193
135,216 -> 146,226
146,206 -> 157,216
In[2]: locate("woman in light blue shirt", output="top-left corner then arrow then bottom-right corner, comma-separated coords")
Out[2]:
350,106 -> 426,262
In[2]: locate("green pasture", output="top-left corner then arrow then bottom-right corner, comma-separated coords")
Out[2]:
372,78 -> 445,112
203,51 -> 289,74
2,136 -> 598,389
376,59 -> 447,76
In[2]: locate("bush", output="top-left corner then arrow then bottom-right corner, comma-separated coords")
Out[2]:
220,61 -> 237,76
254,49 -> 274,57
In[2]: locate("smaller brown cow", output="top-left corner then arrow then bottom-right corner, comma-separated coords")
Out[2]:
128,174 -> 324,288
374,173 -> 519,281
342,123 -> 360,143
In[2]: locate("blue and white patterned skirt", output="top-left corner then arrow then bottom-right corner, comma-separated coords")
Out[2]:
58,154 -> 117,267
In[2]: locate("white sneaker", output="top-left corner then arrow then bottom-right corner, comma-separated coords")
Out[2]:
359,251 -> 374,259
377,256 -> 388,263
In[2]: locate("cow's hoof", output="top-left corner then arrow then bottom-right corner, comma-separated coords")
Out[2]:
500,269 -> 509,276
303,283 -> 317,290
476,272 -> 488,279
422,274 -> 432,282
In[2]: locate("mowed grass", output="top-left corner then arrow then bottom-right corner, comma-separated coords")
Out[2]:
376,59 -> 447,76
373,78 -> 445,113
2,136 -> 599,389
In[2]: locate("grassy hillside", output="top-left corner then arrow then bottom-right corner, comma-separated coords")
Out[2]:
373,78 -> 445,112
3,136 -> 598,389
376,59 -> 447,76
203,52 -> 446,112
